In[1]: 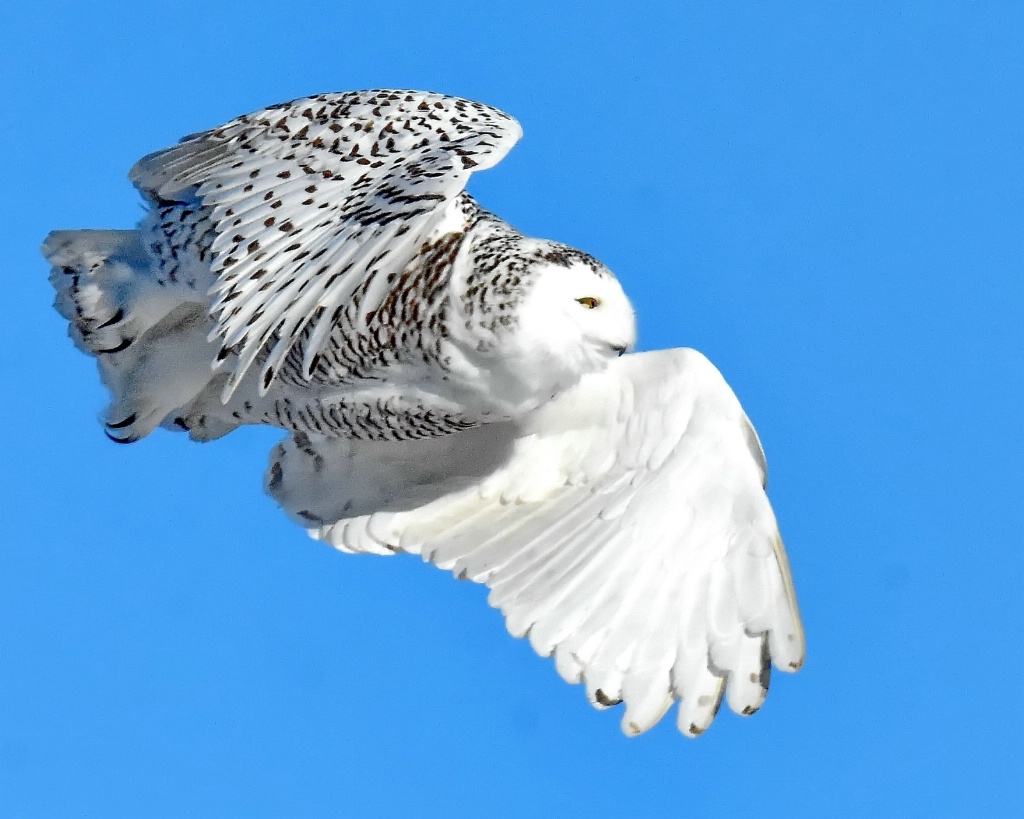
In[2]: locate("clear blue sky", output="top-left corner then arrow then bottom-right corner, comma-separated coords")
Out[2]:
2,2 -> 1021,816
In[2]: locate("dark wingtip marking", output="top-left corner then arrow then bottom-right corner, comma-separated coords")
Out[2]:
104,429 -> 138,445
105,413 -> 137,430
594,689 -> 622,707
96,308 -> 125,329
95,337 -> 133,354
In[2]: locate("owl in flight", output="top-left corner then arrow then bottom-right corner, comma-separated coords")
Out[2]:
45,90 -> 804,737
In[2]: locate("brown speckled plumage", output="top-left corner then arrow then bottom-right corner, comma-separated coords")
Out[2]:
47,90 -> 628,443
44,91 -> 805,740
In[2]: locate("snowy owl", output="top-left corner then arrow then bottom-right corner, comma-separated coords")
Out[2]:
44,90 -> 804,737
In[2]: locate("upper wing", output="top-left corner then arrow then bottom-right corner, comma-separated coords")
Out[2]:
129,90 -> 522,398
267,349 -> 805,737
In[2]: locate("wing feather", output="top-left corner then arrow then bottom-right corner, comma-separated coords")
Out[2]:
130,90 -> 522,396
267,348 -> 805,736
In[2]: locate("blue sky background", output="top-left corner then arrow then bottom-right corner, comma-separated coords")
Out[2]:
2,2 -> 1021,816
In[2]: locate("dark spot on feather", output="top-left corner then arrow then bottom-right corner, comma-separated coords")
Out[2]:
106,413 -> 137,430
268,460 -> 283,490
96,308 -> 124,329
594,689 -> 621,707
95,337 -> 133,354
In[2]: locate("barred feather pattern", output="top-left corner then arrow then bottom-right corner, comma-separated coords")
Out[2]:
129,90 -> 524,398
45,89 -> 804,738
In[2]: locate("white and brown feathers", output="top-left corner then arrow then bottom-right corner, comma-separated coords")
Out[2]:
46,90 -> 805,738
130,90 -> 523,399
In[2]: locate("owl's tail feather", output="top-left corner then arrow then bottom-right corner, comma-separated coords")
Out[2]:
44,230 -> 237,443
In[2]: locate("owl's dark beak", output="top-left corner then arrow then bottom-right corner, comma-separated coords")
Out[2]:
611,344 -> 627,356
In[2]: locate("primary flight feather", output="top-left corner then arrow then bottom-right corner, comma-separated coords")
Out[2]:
45,89 -> 804,737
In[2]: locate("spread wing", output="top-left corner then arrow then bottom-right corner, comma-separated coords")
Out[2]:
267,349 -> 805,737
129,90 -> 522,397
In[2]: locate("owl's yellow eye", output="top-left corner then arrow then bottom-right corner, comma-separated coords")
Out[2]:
575,296 -> 600,309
